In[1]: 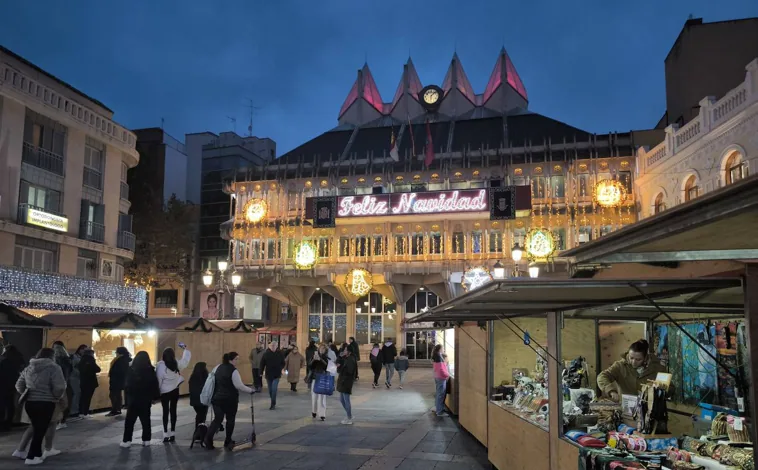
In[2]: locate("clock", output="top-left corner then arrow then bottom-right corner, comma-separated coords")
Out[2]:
423,88 -> 440,105
418,85 -> 443,111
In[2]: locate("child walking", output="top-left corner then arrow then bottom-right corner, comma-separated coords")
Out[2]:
395,349 -> 410,389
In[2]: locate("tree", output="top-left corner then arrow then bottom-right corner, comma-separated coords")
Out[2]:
125,194 -> 197,290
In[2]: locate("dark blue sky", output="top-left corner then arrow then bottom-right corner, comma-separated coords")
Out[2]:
2,1 -> 757,155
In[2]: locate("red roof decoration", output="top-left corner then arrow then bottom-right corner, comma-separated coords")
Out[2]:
441,53 -> 477,105
483,47 -> 529,103
361,64 -> 384,113
391,58 -> 423,109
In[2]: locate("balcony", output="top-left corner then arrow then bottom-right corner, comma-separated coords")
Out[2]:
120,182 -> 129,200
22,142 -> 65,176
118,231 -> 135,251
16,203 -> 69,232
79,221 -> 105,244
83,167 -> 103,190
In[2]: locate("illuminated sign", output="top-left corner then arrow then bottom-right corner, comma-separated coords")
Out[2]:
26,208 -> 68,232
461,266 -> 493,292
337,189 -> 488,218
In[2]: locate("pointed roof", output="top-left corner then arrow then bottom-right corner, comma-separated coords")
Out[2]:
391,57 -> 423,108
483,47 -> 528,103
338,63 -> 384,118
441,53 -> 476,104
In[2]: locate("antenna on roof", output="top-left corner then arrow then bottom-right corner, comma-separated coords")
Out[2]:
245,99 -> 262,137
226,116 -> 237,133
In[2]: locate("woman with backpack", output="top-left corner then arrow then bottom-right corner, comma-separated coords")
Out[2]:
203,352 -> 254,451
120,351 -> 160,448
156,344 -> 192,442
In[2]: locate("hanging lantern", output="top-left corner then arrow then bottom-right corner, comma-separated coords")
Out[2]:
593,179 -> 626,208
293,240 -> 318,270
524,228 -> 556,261
345,268 -> 372,297
243,198 -> 268,223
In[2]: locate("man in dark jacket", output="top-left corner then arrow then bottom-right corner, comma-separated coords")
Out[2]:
260,342 -> 285,410
380,339 -> 398,388
0,345 -> 24,431
336,348 -> 357,424
107,347 -> 131,416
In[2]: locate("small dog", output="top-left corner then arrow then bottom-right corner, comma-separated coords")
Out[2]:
190,424 -> 208,449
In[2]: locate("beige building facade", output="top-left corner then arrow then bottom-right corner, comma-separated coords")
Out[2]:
0,46 -> 145,315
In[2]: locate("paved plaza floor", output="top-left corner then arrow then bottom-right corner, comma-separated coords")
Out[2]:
0,368 -> 490,469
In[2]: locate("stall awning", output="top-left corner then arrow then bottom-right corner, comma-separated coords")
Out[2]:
406,278 -> 743,323
41,312 -> 154,330
149,317 -> 223,332
0,303 -> 52,328
209,320 -> 258,332
257,319 -> 296,335
561,175 -> 758,266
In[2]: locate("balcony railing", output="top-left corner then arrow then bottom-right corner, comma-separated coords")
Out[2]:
120,182 -> 130,200
22,141 -> 65,176
79,221 -> 105,243
118,231 -> 135,251
83,167 -> 103,190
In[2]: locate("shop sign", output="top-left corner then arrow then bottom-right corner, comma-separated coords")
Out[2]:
26,208 -> 68,232
336,189 -> 488,217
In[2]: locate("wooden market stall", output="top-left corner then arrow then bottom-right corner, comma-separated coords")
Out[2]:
0,303 -> 52,362
208,319 -> 259,384
41,312 -> 156,411
255,319 -> 297,350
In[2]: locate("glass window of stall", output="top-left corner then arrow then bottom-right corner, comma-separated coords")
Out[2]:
91,328 -> 157,373
489,316 -> 549,431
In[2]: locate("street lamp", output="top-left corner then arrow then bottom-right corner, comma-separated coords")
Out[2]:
202,259 -> 242,319
493,260 -> 506,280
511,243 -> 523,262
528,263 -> 540,279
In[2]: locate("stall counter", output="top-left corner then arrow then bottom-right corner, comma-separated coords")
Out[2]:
488,401 -> 550,470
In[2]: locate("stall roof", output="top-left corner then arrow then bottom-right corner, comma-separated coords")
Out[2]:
0,303 -> 53,328
562,174 -> 758,265
148,317 -> 223,332
41,312 -> 153,330
209,320 -> 258,332
406,278 -> 743,323
257,319 -> 297,334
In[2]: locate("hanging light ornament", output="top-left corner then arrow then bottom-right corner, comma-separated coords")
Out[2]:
345,268 -> 372,297
593,179 -> 626,208
293,240 -> 318,270
461,266 -> 493,292
243,198 -> 268,223
524,228 -> 556,261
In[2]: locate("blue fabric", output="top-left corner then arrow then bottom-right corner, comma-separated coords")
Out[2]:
434,378 -> 446,414
267,378 -> 279,405
313,373 -> 335,396
340,392 -> 352,419
565,430 -> 587,442
646,437 -> 678,451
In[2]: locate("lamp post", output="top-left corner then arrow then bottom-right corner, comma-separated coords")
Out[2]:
528,263 -> 540,279
493,260 -> 506,280
511,242 -> 523,277
202,259 -> 241,319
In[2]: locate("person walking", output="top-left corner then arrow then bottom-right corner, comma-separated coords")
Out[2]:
395,349 -> 410,389
309,344 -> 329,421
248,343 -> 265,393
336,347 -> 357,425
260,342 -> 285,410
304,341 -> 316,390
157,344 -> 191,442
11,383 -> 66,462
68,345 -> 87,419
284,346 -> 305,392
188,362 -> 209,428
432,344 -> 450,417
107,347 -> 131,417
51,342 -> 72,429
348,337 -> 360,380
14,348 -> 66,465
0,344 -> 24,432
380,338 -> 397,389
77,349 -> 100,418
204,352 -> 254,451
369,343 -> 383,388
120,351 -> 160,448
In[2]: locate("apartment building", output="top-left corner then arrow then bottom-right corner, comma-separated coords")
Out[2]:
0,46 -> 145,315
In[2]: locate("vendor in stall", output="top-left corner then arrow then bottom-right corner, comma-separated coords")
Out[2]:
597,339 -> 669,401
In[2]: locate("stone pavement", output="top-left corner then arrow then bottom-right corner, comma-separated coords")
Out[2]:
0,368 -> 490,469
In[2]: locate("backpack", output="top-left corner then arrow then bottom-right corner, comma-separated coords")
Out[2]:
199,370 -> 215,406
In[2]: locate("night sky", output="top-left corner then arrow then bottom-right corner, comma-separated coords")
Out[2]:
1,1 -> 757,155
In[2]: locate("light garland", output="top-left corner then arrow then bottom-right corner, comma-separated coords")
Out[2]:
593,179 -> 626,208
461,266 -> 493,292
0,266 -> 146,315
524,228 -> 556,261
243,198 -> 268,223
293,240 -> 318,270
345,268 -> 372,297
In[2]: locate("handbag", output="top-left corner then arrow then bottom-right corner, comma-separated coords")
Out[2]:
313,373 -> 334,396
304,369 -> 314,385
199,371 -> 215,406
326,360 -> 338,376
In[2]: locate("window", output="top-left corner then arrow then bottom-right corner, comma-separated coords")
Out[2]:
472,231 -> 482,253
77,249 -> 98,279
355,236 -> 368,257
725,152 -> 747,185
339,237 -> 350,257
394,235 -> 406,255
684,175 -> 698,202
577,174 -> 590,197
121,162 -> 128,183
489,231 -> 503,253
317,238 -> 331,258
552,228 -> 566,251
114,263 -> 124,283
410,234 -> 424,255
154,290 -> 179,309
19,181 -> 61,213
578,226 -> 592,244
430,232 -> 442,254
551,175 -> 565,198
452,232 -> 465,253
618,171 -> 632,194
308,292 -> 347,344
14,236 -> 58,272
372,236 -> 385,256
356,292 -> 397,345
654,193 -> 665,214
404,291 -> 441,360
532,176 -> 546,198
83,142 -> 103,190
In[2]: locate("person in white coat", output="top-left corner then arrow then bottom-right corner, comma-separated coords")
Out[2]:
156,344 -> 191,442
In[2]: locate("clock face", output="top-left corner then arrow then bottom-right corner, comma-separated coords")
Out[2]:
423,88 -> 439,105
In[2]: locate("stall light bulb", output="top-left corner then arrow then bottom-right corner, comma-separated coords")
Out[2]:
147,330 -> 156,338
